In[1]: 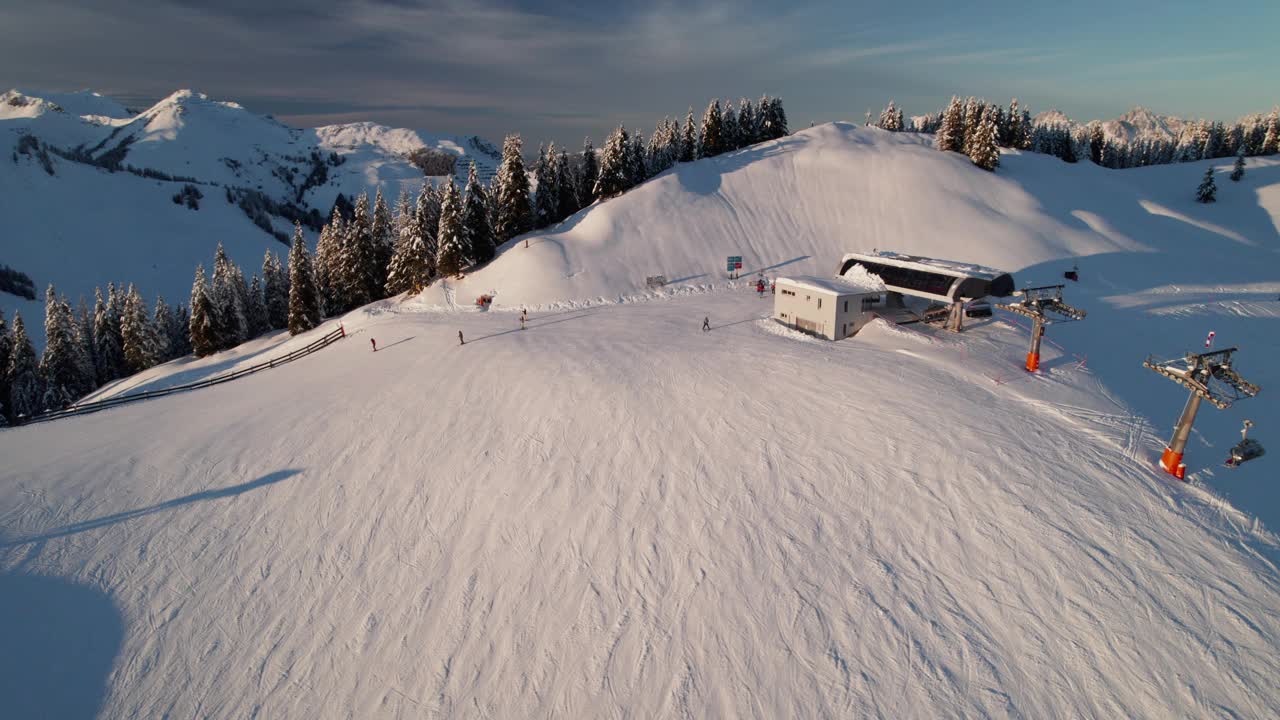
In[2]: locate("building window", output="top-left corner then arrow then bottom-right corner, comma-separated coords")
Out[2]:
843,300 -> 848,312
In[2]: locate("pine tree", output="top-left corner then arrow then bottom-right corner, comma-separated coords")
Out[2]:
75,297 -> 96,387
337,191 -> 377,310
628,130 -> 648,185
314,209 -> 342,316
246,275 -> 269,337
968,107 -> 1001,171
287,222 -> 322,335
386,192 -> 433,296
759,96 -> 788,140
1196,167 -> 1217,203
878,101 -> 902,131
171,304 -> 192,358
699,99 -> 724,157
463,162 -> 497,265
420,182 -> 442,257
153,296 -> 174,361
593,125 -> 632,199
1261,110 -> 1279,155
7,313 -> 41,418
435,176 -> 467,279
494,134 -> 533,245
578,138 -> 600,207
533,144 -> 558,228
40,284 -> 84,402
553,148 -> 577,219
0,309 -> 10,423
211,243 -> 246,348
370,188 -> 394,298
679,107 -> 698,162
263,250 -> 289,330
738,98 -> 758,145
121,285 -> 158,373
1230,146 -> 1246,181
189,264 -> 218,356
94,284 -> 125,384
936,97 -> 964,153
722,104 -> 741,150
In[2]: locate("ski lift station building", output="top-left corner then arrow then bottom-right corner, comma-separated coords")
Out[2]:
773,275 -> 888,340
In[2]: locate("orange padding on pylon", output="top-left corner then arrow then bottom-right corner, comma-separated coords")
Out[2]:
1025,352 -> 1040,372
1160,448 -> 1186,480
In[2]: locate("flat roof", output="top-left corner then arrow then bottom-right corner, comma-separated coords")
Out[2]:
840,251 -> 1009,281
777,274 -> 886,296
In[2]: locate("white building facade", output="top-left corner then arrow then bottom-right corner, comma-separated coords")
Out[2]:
773,276 -> 886,340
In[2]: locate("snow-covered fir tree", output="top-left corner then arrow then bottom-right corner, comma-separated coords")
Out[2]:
494,134 -> 533,245
435,176 -> 468,279
722,104 -> 740,150
936,97 -> 964,153
93,284 -> 125,384
699,99 -> 725,158
464,162 -> 497,265
1231,146 -> 1246,181
594,124 -> 632,199
40,285 -> 87,401
152,296 -> 174,361
578,138 -> 599,208
1261,110 -> 1279,155
647,118 -> 677,175
231,265 -> 251,339
738,98 -> 758,145
0,309 -> 11,422
878,101 -> 903,131
287,222 -> 322,335
189,264 -> 217,356
246,275 -> 269,338
7,313 -> 41,418
969,107 -> 1001,171
533,144 -> 558,229
121,284 -> 158,373
314,208 -> 342,316
553,148 -> 577,220
337,191 -> 378,310
961,97 -> 984,156
679,107 -> 698,162
263,250 -> 289,330
386,190 -> 433,295
759,96 -> 788,140
74,298 -> 96,390
171,304 -> 192,358
1196,167 -> 1217,203
370,188 -> 394,296
211,243 -> 246,349
628,130 -> 648,186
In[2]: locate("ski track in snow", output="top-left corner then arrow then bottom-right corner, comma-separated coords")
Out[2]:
3,290 -> 1280,718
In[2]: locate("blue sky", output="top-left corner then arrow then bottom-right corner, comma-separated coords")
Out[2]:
1,0 -> 1275,147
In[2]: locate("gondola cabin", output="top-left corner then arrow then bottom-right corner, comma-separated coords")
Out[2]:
773,276 -> 887,340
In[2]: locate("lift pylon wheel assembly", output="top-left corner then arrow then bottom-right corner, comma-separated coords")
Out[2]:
995,284 -> 1086,372
1143,347 -> 1261,480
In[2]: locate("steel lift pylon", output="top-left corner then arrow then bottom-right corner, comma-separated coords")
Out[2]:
1143,347 -> 1261,480
996,284 -> 1086,372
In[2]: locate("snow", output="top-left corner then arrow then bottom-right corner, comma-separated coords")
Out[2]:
778,273 -> 883,295
4,119 -> 1280,718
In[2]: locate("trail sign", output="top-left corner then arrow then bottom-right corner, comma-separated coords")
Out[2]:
727,255 -> 743,272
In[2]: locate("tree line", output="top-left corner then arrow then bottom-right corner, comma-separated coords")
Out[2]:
873,96 -> 1280,171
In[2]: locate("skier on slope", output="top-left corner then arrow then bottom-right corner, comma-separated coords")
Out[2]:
702,317 -> 711,332
370,338 -> 377,352
458,330 -> 465,345
756,278 -> 766,296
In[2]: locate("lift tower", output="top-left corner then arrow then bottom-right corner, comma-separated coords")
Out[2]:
1143,347 -> 1261,480
996,284 -> 1086,372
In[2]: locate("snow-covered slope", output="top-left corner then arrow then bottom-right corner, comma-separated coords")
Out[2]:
3,121 -> 1279,718
1,88 -> 499,346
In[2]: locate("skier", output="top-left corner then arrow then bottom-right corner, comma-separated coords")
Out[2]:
458,330 -> 465,345
756,278 -> 765,296
770,281 -> 776,295
370,338 -> 377,352
520,315 -> 526,330
702,316 -> 711,332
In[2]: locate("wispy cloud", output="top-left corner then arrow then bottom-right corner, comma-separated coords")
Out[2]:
801,38 -> 950,67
